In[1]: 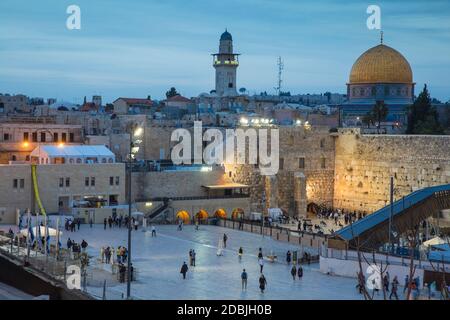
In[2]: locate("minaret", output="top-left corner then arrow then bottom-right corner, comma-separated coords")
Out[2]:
212,29 -> 240,96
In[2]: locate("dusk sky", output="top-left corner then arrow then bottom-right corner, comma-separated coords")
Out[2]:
1,0 -> 449,103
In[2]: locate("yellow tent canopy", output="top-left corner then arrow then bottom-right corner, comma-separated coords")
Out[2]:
195,209 -> 209,220
232,208 -> 244,220
176,210 -> 190,222
214,209 -> 227,219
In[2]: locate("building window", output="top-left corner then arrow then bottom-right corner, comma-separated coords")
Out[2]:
32,132 -> 38,142
371,87 -> 376,96
20,179 -> 24,189
62,133 -> 67,142
69,132 -> 74,142
91,177 -> 95,187
65,178 -> 70,187
25,155 -> 30,161
321,157 -> 326,169
115,176 -> 120,185
397,88 -> 401,96
13,179 -> 18,189
320,139 -> 325,148
384,86 -> 390,95
59,178 -> 64,188
53,132 -> 58,142
279,158 -> 284,170
41,132 -> 46,142
110,176 -> 114,186
12,155 -> 17,161
3,133 -> 9,141
85,177 -> 89,187
23,132 -> 29,142
299,157 -> 305,169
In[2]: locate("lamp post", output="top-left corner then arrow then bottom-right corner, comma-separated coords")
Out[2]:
126,124 -> 143,299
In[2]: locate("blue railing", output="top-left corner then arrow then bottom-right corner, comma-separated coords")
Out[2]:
336,184 -> 450,241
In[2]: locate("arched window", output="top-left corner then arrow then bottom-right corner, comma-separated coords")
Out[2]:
101,158 -> 107,163
371,87 -> 376,96
108,158 -> 113,163
76,158 -> 82,164
11,155 -> 17,161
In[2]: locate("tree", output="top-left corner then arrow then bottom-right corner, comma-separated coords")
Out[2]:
371,100 -> 388,133
407,84 -> 443,134
165,87 -> 179,99
239,87 -> 246,94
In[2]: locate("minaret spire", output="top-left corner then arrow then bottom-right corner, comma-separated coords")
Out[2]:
380,30 -> 384,44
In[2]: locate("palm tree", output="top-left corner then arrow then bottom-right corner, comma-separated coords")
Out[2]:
371,100 -> 388,134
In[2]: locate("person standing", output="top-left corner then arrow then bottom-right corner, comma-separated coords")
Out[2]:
297,265 -> 303,279
81,239 -> 88,252
192,250 -> 196,267
241,269 -> 247,290
180,262 -> 189,279
77,219 -> 81,230
189,249 -> 193,266
286,250 -> 292,264
258,248 -> 263,260
259,274 -> 267,293
290,265 -> 297,280
223,233 -> 228,248
258,258 -> 264,273
103,218 -> 107,230
390,276 -> 399,300
151,225 -> 156,237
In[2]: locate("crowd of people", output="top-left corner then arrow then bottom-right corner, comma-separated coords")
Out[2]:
103,215 -> 139,231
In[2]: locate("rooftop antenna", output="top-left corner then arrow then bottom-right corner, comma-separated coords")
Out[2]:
274,56 -> 284,96
380,30 -> 384,44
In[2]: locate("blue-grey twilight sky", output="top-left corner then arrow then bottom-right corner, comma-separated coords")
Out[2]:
0,0 -> 449,103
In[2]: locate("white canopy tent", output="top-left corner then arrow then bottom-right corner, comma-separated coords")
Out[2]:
30,145 -> 115,164
20,226 -> 62,237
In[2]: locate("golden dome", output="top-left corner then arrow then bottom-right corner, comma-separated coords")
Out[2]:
349,44 -> 413,84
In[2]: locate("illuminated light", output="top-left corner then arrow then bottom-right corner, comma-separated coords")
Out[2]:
145,202 -> 153,207
200,166 -> 212,172
240,117 -> 248,125
58,142 -> 65,148
253,119 -> 260,124
131,146 -> 140,154
133,127 -> 143,137
22,142 -> 29,148
296,119 -> 302,125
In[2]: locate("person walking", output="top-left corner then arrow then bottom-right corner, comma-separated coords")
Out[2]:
258,258 -> 264,273
258,248 -> 263,260
290,265 -> 297,280
67,238 -> 72,250
189,249 -> 193,266
151,225 -> 156,237
134,219 -> 139,231
89,218 -> 93,228
403,275 -> 409,293
383,274 -> 390,293
390,276 -> 399,300
100,246 -> 105,263
180,262 -> 189,279
259,274 -> 267,293
223,233 -> 228,248
241,269 -> 247,290
103,218 -> 107,230
238,247 -> 243,261
77,219 -> 81,230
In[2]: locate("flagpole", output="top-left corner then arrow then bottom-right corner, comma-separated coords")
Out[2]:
35,210 -> 39,257
26,209 -> 31,261
44,215 -> 48,262
56,217 -> 60,260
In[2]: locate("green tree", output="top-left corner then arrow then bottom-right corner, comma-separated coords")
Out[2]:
165,87 -> 179,99
407,84 -> 443,134
371,100 -> 388,133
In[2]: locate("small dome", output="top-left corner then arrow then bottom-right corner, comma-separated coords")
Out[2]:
220,29 -> 232,41
349,44 -> 413,84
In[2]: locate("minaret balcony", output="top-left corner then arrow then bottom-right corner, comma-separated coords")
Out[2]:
213,60 -> 239,66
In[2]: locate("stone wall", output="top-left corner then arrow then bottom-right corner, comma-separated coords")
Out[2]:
333,128 -> 450,212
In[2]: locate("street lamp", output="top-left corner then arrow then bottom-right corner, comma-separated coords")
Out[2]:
126,123 -> 143,299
